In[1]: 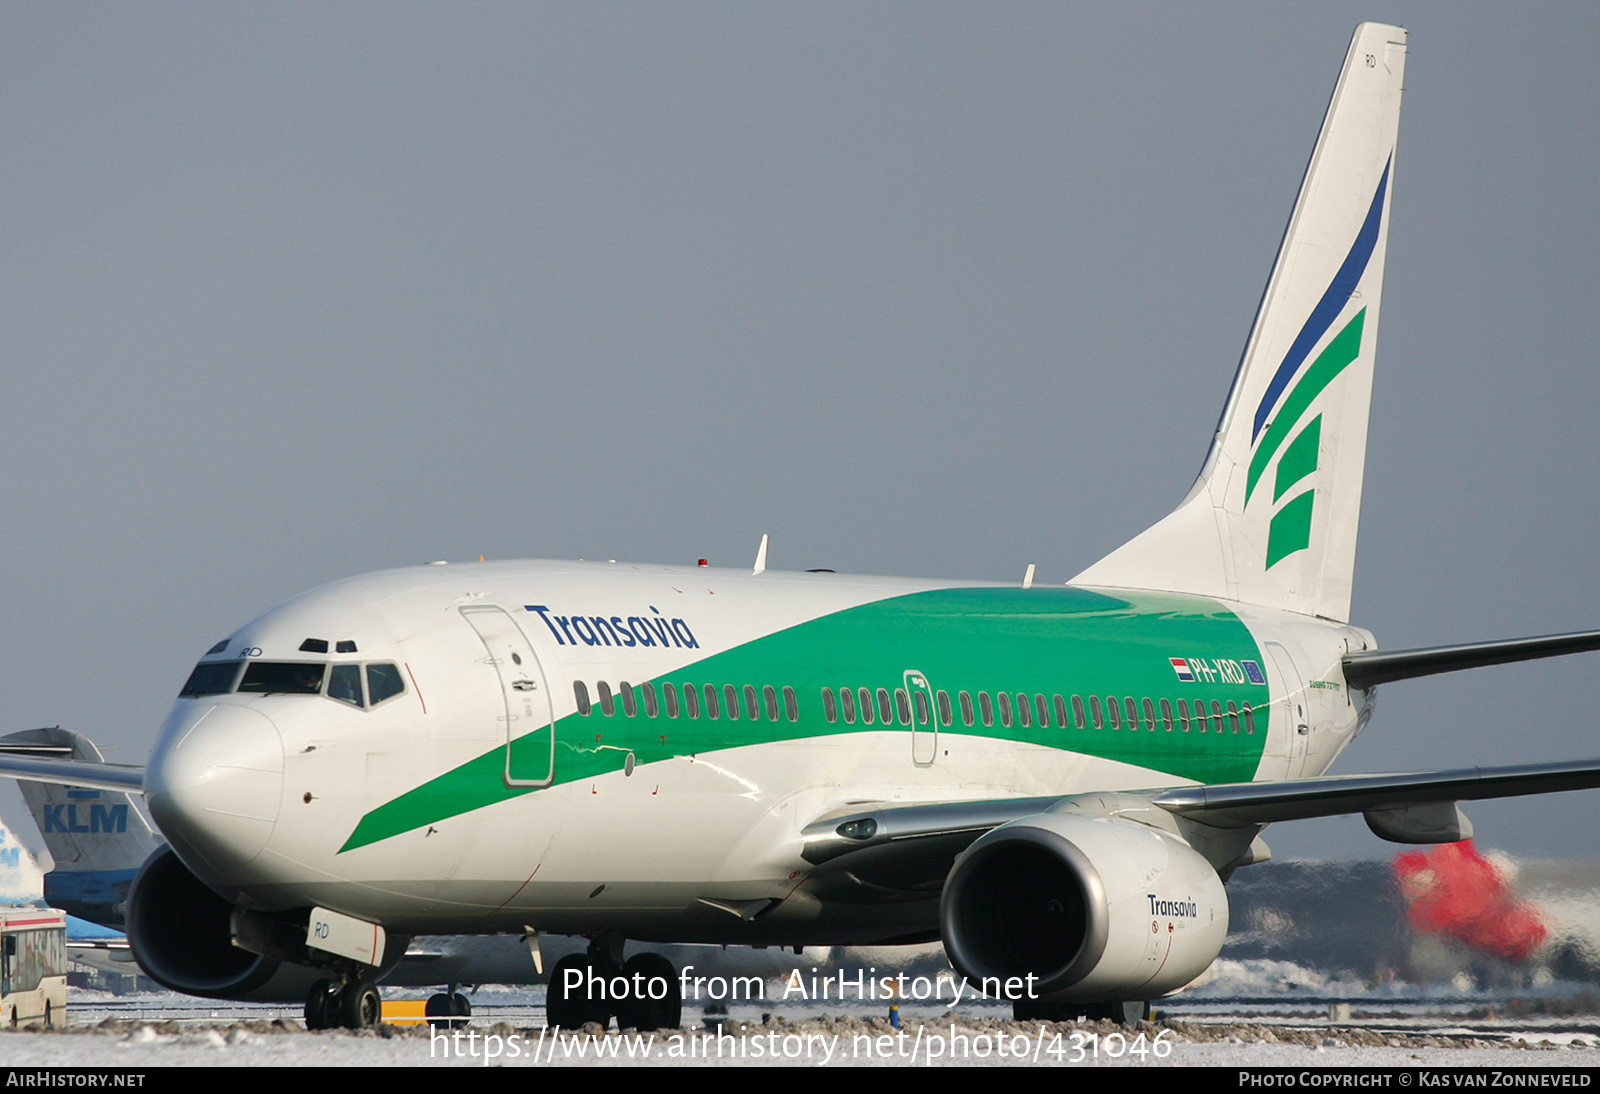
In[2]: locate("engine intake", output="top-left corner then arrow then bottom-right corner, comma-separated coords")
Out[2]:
126,847 -> 312,1000
940,811 -> 1228,1001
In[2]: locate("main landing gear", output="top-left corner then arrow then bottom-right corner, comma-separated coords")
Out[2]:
305,976 -> 382,1030
545,940 -> 682,1032
426,986 -> 472,1029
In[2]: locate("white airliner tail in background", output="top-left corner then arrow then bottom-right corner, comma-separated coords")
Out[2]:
1076,23 -> 1406,623
0,728 -> 159,928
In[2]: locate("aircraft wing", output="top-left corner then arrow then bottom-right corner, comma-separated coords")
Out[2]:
800,757 -> 1600,892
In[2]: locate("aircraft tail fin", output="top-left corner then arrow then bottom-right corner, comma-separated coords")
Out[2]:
1073,23 -> 1406,622
0,728 -> 160,928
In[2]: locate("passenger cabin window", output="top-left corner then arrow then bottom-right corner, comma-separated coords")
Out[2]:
620,682 -> 637,717
597,681 -> 615,716
643,683 -> 659,718
857,688 -> 874,725
1072,694 -> 1086,730
763,685 -> 778,721
663,683 -> 678,719
783,686 -> 799,721
723,684 -> 739,720
684,684 -> 700,719
937,690 -> 953,727
1036,694 -> 1049,728
895,689 -> 911,725
877,688 -> 893,724
1089,695 -> 1103,730
914,691 -> 929,725
574,681 -> 592,715
959,691 -> 974,727
979,692 -> 993,727
1160,698 -> 1174,732
1054,694 -> 1069,728
840,687 -> 856,724
1242,702 -> 1255,734
822,688 -> 837,723
703,684 -> 720,720
1143,697 -> 1157,731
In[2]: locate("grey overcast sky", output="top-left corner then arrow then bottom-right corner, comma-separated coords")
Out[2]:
1,3 -> 1597,862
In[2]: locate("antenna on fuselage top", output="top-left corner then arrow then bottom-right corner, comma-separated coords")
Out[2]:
753,534 -> 769,576
1022,563 -> 1036,589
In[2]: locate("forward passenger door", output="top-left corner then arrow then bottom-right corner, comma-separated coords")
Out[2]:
460,606 -> 556,787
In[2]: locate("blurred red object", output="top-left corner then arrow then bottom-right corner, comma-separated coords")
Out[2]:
1393,841 -> 1547,961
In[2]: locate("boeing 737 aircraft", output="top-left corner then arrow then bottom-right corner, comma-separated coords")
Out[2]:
6,23 -> 1600,1031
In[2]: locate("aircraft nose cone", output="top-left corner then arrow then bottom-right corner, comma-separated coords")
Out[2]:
146,703 -> 284,880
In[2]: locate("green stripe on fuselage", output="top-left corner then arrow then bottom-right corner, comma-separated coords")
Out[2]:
340,586 -> 1270,851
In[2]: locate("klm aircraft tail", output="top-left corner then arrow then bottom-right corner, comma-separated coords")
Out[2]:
0,727 -> 160,927
1075,23 -> 1406,622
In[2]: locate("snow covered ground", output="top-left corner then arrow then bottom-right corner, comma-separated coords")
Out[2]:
8,968 -> 1599,1069
2,1014 -> 1595,1068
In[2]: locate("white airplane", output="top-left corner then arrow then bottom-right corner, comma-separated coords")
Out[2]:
5,22 -> 1600,1032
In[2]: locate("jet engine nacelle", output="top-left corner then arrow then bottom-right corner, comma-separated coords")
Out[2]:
125,847 -> 323,1002
939,811 -> 1228,1002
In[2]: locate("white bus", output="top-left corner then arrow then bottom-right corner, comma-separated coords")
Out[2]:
1,908 -> 67,1029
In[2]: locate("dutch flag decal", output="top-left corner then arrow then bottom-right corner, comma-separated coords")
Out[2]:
1170,658 -> 1195,683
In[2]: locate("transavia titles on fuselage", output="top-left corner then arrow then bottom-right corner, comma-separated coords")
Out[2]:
6,23 -> 1600,1032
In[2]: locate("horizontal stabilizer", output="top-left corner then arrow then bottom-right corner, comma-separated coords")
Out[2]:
0,733 -> 145,794
1342,630 -> 1600,688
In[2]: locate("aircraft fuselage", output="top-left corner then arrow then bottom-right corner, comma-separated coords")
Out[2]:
145,558 -> 1374,945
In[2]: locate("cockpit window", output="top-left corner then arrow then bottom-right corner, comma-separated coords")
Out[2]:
238,662 -> 326,695
328,665 -> 364,708
366,663 -> 404,706
180,661 -> 243,698
182,656 -> 404,708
